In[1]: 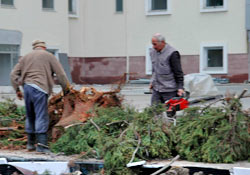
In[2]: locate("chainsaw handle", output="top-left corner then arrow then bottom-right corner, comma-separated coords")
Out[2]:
144,91 -> 190,99
171,91 -> 190,100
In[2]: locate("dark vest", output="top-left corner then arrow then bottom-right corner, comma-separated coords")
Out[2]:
151,44 -> 177,92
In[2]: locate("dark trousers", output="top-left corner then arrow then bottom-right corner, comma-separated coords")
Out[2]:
23,84 -> 49,134
151,90 -> 177,105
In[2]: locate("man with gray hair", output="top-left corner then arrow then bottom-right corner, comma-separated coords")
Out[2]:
11,40 -> 70,153
150,33 -> 184,105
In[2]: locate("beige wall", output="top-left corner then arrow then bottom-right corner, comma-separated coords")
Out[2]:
1,0 -> 246,57
69,0 -> 127,57
69,0 -> 247,57
0,0 -> 69,56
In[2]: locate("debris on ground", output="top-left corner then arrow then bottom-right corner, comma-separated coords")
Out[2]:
51,90 -> 250,174
164,166 -> 189,175
0,87 -> 249,174
0,98 -> 26,150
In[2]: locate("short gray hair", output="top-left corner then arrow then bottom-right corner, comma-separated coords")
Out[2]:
152,33 -> 165,42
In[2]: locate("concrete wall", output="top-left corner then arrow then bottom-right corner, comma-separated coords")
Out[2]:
69,57 -> 127,84
69,53 -> 248,84
0,0 -> 69,55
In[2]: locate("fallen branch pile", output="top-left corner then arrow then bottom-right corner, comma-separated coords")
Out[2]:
0,99 -> 26,149
51,91 -> 250,174
0,88 -> 249,175
175,91 -> 250,163
51,105 -> 173,175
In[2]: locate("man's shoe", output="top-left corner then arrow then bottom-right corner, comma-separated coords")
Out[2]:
36,133 -> 51,153
27,133 -> 36,151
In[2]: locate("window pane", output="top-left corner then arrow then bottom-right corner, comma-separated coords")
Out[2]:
207,49 -> 223,67
116,0 -> 123,12
0,53 -> 11,85
152,0 -> 167,10
206,0 -> 223,7
12,53 -> 19,67
1,0 -> 14,5
43,0 -> 54,9
0,44 -> 18,52
69,0 -> 73,13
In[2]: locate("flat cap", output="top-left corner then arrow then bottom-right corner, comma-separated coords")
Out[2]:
32,40 -> 46,49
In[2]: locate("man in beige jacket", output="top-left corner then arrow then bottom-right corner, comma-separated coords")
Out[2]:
11,40 -> 70,153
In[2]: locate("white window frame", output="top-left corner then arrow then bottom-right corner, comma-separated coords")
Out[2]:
68,0 -> 79,18
0,0 -> 15,8
145,0 -> 171,16
200,0 -> 227,13
145,45 -> 153,75
200,43 -> 228,74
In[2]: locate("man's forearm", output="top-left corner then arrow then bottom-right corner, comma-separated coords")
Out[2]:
170,51 -> 184,89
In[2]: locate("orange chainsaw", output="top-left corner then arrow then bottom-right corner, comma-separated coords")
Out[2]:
145,91 -> 223,117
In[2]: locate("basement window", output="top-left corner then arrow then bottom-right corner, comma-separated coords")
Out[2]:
145,46 -> 153,75
200,43 -> 228,74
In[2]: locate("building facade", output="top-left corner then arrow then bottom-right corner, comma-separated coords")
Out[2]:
0,0 -> 249,85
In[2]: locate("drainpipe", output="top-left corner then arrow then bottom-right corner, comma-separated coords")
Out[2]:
246,0 -> 250,81
124,0 -> 130,82
248,33 -> 250,82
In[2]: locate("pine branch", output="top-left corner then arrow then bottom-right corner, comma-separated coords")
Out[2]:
90,119 -> 100,131
128,130 -> 141,163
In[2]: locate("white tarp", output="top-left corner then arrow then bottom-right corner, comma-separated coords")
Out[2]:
233,167 -> 250,175
9,161 -> 69,174
184,73 -> 219,97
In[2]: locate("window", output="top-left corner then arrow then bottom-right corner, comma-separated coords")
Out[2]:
152,0 -> 167,10
200,43 -> 227,74
1,0 -> 14,6
200,0 -> 227,12
116,0 -> 123,12
145,0 -> 171,16
69,0 -> 78,16
42,0 -> 54,10
145,46 -> 153,75
206,0 -> 223,7
0,44 -> 19,85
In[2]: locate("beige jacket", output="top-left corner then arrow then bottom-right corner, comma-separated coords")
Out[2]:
11,48 -> 69,95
